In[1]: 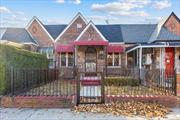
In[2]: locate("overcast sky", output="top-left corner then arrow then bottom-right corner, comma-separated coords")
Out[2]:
0,0 -> 180,27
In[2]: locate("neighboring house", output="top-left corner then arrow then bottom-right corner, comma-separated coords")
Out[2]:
0,12 -> 180,73
0,28 -> 38,51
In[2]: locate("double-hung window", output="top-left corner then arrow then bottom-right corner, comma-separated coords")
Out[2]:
60,52 -> 74,67
61,53 -> 66,67
107,53 -> 113,66
107,53 -> 121,67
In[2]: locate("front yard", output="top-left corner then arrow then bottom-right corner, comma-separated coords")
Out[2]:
19,79 -> 172,96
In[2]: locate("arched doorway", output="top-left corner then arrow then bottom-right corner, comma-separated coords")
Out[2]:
85,47 -> 97,72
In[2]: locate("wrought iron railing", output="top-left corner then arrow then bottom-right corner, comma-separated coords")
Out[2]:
105,68 -> 176,96
5,67 -> 76,96
3,67 -> 176,97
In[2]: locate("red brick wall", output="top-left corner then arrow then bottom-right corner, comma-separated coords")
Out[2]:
106,95 -> 180,107
164,15 -> 180,36
1,95 -> 179,108
56,16 -> 86,44
27,20 -> 54,47
78,25 -> 104,41
1,96 -> 75,108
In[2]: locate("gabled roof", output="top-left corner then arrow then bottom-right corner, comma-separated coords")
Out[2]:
0,28 -> 38,45
44,24 -> 157,43
75,21 -> 107,41
44,25 -> 67,39
157,27 -> 180,41
96,25 -> 123,42
55,12 -> 88,42
163,12 -> 180,26
26,16 -> 54,41
148,12 -> 180,43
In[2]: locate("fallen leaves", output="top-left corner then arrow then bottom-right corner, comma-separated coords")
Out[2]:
73,101 -> 171,118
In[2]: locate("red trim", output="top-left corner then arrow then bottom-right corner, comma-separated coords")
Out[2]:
81,80 -> 101,86
15,95 -> 74,99
107,45 -> 124,53
74,40 -> 108,46
55,44 -> 74,52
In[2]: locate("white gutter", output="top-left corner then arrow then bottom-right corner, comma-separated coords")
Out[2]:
126,43 -> 180,53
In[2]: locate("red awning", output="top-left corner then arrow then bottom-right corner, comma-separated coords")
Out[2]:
55,44 -> 74,52
107,45 -> 124,53
74,40 -> 108,46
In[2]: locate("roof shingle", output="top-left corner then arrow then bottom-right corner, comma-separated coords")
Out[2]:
44,25 -> 67,39
0,28 -> 37,44
120,24 -> 157,43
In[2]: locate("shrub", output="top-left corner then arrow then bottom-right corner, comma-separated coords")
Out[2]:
104,77 -> 140,87
0,44 -> 48,95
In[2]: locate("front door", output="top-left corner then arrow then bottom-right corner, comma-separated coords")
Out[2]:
165,47 -> 174,77
85,47 -> 97,72
76,47 -> 104,105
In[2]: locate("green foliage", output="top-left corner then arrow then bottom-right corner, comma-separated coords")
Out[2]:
0,44 -> 48,94
104,77 -> 140,87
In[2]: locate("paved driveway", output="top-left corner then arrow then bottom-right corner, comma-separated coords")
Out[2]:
0,108 -> 180,120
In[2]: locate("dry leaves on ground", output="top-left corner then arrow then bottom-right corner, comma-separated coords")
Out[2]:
73,101 -> 171,118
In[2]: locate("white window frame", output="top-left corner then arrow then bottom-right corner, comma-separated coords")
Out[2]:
107,52 -> 121,67
60,52 -> 73,67
39,48 -> 55,68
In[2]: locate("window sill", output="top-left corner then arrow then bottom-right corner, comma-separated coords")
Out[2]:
107,66 -> 121,68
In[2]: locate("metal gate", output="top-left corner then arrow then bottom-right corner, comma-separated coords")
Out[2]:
76,72 -> 105,105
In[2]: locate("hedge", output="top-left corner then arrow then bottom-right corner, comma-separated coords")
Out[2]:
0,44 -> 48,95
104,77 -> 140,87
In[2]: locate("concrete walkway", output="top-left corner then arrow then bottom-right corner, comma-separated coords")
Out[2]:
0,107 -> 180,120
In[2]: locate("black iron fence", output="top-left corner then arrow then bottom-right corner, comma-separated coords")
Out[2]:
3,67 -> 176,97
59,67 -> 75,79
5,67 -> 76,96
105,68 -> 176,96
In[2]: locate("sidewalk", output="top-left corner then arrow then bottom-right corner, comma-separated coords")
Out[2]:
0,107 -> 180,120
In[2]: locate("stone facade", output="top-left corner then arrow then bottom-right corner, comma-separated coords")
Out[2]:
27,19 -> 53,47
164,14 -> 180,36
175,48 -> 180,96
76,46 -> 106,72
177,74 -> 180,97
56,16 -> 87,44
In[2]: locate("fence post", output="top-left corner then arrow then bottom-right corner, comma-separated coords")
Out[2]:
138,68 -> 141,84
10,67 -> 14,96
101,72 -> 105,104
76,71 -> 80,106
174,69 -> 177,96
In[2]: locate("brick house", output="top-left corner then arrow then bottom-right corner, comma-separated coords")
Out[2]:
0,12 -> 180,72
